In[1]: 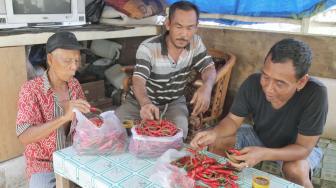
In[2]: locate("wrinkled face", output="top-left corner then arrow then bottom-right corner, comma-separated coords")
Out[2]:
165,9 -> 198,49
260,55 -> 306,108
47,48 -> 81,82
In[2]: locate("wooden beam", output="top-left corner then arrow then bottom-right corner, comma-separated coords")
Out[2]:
200,13 -> 302,25
55,174 -> 70,188
0,26 -> 158,48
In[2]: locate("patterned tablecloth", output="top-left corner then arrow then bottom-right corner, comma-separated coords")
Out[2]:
53,146 -> 302,188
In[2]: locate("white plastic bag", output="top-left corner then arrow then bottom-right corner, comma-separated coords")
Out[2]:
149,149 -> 195,188
128,127 -> 183,158
73,109 -> 127,155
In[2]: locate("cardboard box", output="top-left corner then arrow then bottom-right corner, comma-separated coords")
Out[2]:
81,80 -> 113,109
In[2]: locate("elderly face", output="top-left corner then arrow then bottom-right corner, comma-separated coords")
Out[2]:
165,9 -> 198,49
47,48 -> 81,82
260,55 -> 308,108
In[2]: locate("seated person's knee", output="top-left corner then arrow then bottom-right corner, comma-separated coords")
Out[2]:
282,160 -> 310,184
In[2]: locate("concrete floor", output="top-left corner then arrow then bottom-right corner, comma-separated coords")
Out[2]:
0,156 -> 27,188
255,138 -> 336,188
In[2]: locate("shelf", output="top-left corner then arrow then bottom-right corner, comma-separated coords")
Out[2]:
0,25 -> 158,47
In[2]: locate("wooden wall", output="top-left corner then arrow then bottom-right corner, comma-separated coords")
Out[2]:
0,46 -> 26,161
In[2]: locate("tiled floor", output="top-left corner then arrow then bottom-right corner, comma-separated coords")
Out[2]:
255,138 -> 336,188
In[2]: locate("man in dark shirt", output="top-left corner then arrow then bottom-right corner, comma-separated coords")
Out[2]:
191,38 -> 328,188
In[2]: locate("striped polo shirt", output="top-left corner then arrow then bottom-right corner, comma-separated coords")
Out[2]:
131,33 -> 213,105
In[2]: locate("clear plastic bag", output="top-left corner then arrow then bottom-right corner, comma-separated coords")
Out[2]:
149,149 -> 195,188
128,127 -> 183,158
73,109 -> 127,155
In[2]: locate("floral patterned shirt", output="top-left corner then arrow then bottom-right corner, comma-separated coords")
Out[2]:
16,72 -> 85,179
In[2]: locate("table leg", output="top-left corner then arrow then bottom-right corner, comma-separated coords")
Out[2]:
55,173 -> 70,188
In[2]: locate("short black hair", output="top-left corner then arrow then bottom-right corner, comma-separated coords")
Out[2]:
266,38 -> 312,79
168,1 -> 199,22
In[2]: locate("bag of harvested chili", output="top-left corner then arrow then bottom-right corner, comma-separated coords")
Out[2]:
128,126 -> 183,158
72,109 -> 128,155
149,149 -> 195,188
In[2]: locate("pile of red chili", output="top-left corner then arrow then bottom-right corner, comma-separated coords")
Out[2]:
171,148 -> 239,188
129,120 -> 183,158
135,120 -> 178,137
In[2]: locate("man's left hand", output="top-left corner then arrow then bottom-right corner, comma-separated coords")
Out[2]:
229,146 -> 266,170
191,85 -> 212,116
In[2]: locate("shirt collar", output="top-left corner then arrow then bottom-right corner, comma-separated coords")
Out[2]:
42,71 -> 52,94
42,71 -> 75,95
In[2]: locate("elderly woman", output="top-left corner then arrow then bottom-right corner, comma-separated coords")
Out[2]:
16,31 -> 91,188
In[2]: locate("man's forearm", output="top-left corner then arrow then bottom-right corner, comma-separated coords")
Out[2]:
201,64 -> 216,88
213,115 -> 240,139
18,116 -> 69,145
262,144 -> 312,162
132,76 -> 152,106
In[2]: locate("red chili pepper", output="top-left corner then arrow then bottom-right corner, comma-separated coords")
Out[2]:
171,152 -> 240,187
213,169 -> 235,176
202,158 -> 217,165
195,185 -> 208,188
228,148 -> 241,155
209,164 -> 225,170
89,117 -> 103,127
135,119 -> 178,137
229,175 -> 239,181
196,174 -> 218,183
188,169 -> 196,179
194,166 -> 205,174
204,168 -> 216,174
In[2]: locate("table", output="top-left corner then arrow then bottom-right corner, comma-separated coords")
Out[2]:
53,146 -> 302,188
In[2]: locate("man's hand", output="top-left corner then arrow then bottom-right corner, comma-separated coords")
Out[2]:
190,85 -> 212,116
190,129 -> 218,150
229,146 -> 266,170
63,99 -> 91,122
140,103 -> 159,120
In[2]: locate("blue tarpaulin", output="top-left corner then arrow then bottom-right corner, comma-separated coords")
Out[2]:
166,0 -> 336,19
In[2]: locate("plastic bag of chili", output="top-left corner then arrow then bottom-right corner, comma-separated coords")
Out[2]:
149,149 -> 195,188
129,126 -> 183,158
72,109 -> 128,155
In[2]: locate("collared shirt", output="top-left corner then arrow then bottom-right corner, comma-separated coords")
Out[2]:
132,33 -> 214,105
16,71 -> 85,178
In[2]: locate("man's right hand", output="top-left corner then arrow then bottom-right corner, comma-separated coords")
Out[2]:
63,99 -> 91,122
140,103 -> 159,120
190,129 -> 218,150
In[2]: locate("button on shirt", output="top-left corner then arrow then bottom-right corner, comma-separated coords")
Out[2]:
16,72 -> 85,178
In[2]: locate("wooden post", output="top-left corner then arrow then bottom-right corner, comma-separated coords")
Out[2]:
0,46 -> 26,161
55,173 -> 70,188
301,17 -> 311,34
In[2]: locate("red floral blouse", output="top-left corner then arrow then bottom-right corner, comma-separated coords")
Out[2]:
16,72 -> 85,179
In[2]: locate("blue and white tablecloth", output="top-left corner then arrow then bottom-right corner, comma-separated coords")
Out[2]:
53,146 -> 302,188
